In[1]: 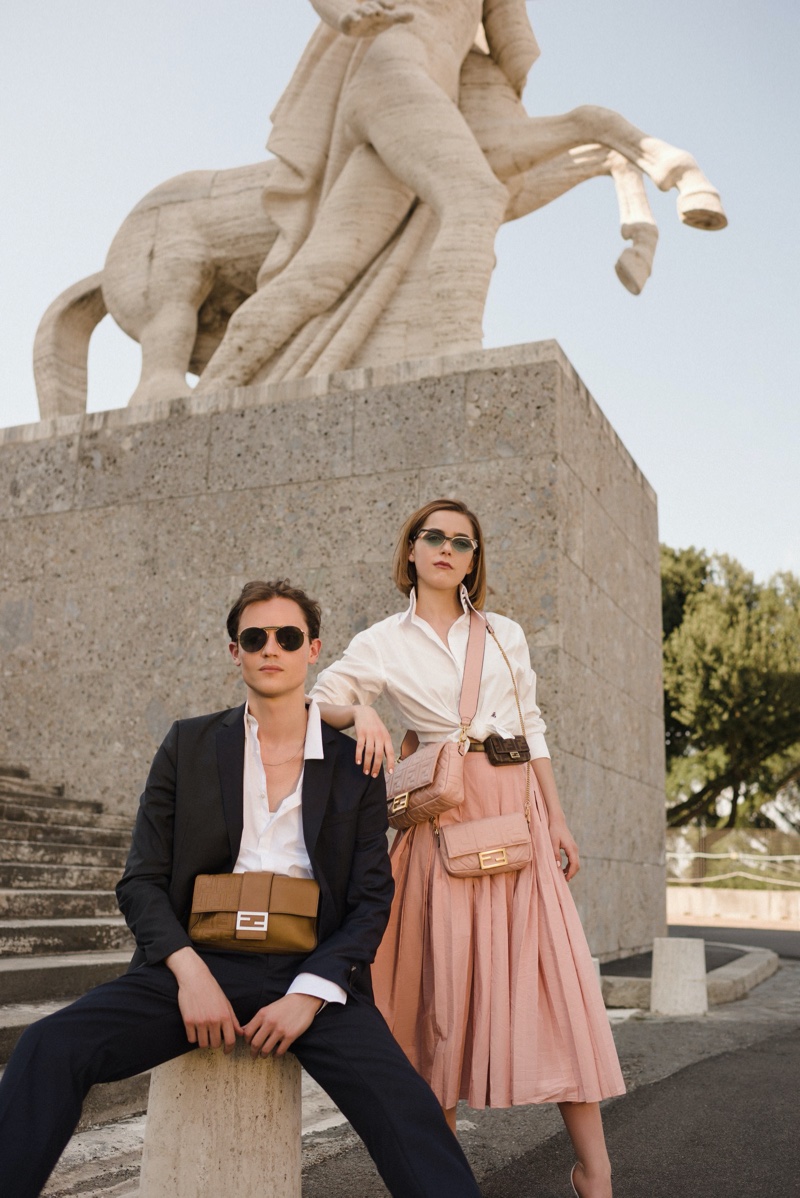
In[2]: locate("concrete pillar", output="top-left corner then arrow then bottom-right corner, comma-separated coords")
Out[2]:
138,1044 -> 301,1197
650,936 -> 708,1016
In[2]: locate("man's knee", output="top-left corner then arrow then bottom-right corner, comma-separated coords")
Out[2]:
11,1010 -> 72,1071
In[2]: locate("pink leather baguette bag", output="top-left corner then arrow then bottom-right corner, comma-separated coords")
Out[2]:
438,811 -> 532,878
386,609 -> 486,831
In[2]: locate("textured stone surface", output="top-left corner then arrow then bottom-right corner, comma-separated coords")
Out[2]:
651,937 -> 708,1016
139,1045 -> 301,1197
0,342 -> 665,958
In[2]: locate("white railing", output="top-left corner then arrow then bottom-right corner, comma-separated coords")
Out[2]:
665,830 -> 800,889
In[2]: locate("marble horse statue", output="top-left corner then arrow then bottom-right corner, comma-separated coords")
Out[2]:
34,0 -> 726,419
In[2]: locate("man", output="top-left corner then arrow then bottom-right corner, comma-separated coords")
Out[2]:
0,579 -> 481,1198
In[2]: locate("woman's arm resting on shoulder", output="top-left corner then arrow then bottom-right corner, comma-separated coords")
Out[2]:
531,757 -> 581,882
315,703 -> 396,775
311,627 -> 392,773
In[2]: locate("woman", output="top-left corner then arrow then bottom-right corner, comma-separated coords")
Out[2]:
312,499 -> 624,1198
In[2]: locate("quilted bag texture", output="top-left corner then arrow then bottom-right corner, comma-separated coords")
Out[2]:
385,741 -> 465,830
438,812 -> 532,878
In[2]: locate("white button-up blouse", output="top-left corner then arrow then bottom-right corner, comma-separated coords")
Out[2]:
311,589 -> 550,759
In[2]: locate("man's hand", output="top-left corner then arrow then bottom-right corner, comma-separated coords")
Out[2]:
353,704 -> 395,776
340,0 -> 414,39
165,946 -> 243,1053
243,993 -> 324,1058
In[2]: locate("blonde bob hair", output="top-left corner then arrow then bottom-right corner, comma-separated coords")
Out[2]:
392,499 -> 486,608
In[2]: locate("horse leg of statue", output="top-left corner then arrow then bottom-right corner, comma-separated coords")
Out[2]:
486,105 -> 727,231
501,143 -> 659,296
606,153 -> 659,294
568,106 -> 727,230
101,203 -> 216,407
129,297 -> 208,406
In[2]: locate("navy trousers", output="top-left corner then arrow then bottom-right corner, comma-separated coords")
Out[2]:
0,950 -> 481,1198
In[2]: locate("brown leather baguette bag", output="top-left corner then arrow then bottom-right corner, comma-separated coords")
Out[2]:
189,871 -> 320,954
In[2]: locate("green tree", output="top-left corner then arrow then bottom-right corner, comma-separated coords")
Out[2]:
661,547 -> 800,828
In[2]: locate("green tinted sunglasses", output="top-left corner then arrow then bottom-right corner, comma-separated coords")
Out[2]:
415,528 -> 478,554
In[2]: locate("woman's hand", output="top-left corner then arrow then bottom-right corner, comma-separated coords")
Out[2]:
340,1 -> 413,38
549,819 -> 580,882
353,704 -> 395,776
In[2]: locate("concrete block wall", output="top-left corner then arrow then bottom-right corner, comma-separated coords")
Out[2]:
0,342 -> 666,958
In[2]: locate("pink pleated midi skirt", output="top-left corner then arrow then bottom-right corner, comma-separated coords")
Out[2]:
372,753 -> 626,1110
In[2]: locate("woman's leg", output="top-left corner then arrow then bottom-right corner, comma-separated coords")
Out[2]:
443,1104 -> 457,1134
558,1101 -> 613,1198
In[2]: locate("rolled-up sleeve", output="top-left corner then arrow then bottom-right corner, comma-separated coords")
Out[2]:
514,627 -> 550,759
310,628 -> 386,707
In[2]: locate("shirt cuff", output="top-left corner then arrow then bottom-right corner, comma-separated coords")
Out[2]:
528,732 -> 550,759
287,972 -> 347,1006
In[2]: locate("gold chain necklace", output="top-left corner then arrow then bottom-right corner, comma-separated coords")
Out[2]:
261,742 -> 305,768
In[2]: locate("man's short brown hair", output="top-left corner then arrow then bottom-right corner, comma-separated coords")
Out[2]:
226,580 -> 322,642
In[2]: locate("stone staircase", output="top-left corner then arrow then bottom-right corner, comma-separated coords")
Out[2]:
0,762 -> 150,1185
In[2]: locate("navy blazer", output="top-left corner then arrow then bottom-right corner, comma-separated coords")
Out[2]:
116,704 -> 393,999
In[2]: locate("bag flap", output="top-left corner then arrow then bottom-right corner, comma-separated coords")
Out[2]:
440,813 -> 529,857
270,875 -> 320,918
387,741 -> 447,799
191,873 -> 242,913
239,871 -> 273,914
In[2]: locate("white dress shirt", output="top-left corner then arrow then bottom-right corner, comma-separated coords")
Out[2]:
234,699 -> 346,1006
311,587 -> 550,758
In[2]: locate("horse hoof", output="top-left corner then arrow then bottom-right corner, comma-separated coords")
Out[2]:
678,189 -> 728,231
615,248 -> 650,295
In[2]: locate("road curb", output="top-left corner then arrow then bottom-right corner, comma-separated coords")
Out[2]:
602,941 -> 780,1009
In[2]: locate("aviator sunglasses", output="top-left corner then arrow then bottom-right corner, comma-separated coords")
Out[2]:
237,625 -> 308,653
415,528 -> 478,554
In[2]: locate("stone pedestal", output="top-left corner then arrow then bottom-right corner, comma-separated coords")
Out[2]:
139,1046 -> 301,1197
0,341 -> 666,958
651,936 -> 708,1016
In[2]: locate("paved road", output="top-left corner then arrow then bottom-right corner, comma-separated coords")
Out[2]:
669,922 -> 800,960
480,1028 -> 798,1197
301,962 -> 800,1198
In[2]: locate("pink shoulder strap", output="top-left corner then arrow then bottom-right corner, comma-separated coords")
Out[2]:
400,608 -> 487,760
458,609 -> 487,730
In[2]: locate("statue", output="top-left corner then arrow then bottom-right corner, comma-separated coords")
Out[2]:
34,0 -> 726,418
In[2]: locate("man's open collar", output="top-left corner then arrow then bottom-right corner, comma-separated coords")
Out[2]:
243,697 -> 325,761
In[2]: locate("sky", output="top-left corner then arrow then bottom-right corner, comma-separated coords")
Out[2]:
1,1 -> 798,582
